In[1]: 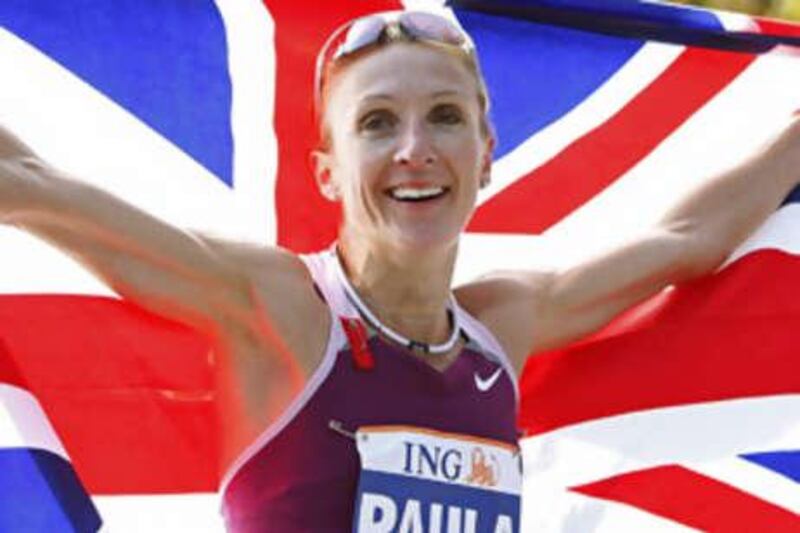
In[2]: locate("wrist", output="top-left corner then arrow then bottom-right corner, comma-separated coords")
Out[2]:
765,116 -> 800,189
785,117 -> 800,187
0,159 -> 20,222
0,156 -> 48,222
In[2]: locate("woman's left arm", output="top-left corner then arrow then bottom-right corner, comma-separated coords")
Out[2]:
460,115 -> 800,368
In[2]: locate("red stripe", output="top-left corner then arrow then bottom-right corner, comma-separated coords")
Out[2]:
519,250 -> 800,436
469,47 -> 756,234
266,0 -> 401,253
573,465 -> 800,531
0,295 -> 216,493
0,339 -> 25,389
755,18 -> 800,40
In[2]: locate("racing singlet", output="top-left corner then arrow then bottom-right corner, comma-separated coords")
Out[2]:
221,250 -> 521,532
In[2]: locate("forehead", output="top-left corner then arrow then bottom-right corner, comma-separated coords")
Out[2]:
327,43 -> 478,111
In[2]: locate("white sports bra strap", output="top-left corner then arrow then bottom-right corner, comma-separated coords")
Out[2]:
301,249 -> 519,400
299,249 -> 358,319
451,300 -> 519,402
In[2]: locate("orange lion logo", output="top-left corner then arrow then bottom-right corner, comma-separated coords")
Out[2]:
465,448 -> 498,487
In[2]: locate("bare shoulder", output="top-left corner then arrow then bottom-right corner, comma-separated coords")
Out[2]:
455,269 -> 554,373
201,241 -> 332,467
202,238 -> 331,375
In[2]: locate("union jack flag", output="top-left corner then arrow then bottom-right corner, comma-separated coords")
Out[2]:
1,0 -> 799,531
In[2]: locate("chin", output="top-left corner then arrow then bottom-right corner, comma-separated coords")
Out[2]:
388,225 -> 461,254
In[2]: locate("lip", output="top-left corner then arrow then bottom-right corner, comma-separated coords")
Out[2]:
384,181 -> 451,203
384,187 -> 450,204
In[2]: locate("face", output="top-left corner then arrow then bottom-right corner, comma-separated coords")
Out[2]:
316,43 -> 494,252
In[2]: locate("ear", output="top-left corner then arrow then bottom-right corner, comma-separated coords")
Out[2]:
479,136 -> 495,189
311,149 -> 340,201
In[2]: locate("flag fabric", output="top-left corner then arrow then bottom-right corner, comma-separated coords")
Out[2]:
1,0 -> 799,531
518,195 -> 800,530
0,341 -> 102,531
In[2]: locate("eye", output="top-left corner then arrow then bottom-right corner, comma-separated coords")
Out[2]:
429,104 -> 464,125
358,109 -> 397,133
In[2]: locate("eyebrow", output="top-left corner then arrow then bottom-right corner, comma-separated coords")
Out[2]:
431,90 -> 465,98
358,89 -> 466,104
358,93 -> 394,104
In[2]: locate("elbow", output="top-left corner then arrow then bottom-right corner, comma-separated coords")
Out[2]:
680,245 -> 728,281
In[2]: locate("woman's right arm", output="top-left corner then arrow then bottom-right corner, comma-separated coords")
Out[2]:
0,125 -> 315,339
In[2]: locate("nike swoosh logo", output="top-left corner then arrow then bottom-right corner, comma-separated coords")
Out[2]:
474,367 -> 504,392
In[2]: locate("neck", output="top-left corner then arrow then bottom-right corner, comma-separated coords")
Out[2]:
338,229 -> 458,346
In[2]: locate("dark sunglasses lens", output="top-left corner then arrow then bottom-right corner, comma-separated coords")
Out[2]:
399,12 -> 465,46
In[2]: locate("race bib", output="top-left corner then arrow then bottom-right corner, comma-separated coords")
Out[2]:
352,425 -> 521,533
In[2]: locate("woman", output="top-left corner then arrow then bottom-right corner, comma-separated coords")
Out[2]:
1,10 -> 798,532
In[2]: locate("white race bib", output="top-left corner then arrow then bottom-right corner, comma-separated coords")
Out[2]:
352,425 -> 521,533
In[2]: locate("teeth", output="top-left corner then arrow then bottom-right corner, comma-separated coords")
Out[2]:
390,186 -> 445,200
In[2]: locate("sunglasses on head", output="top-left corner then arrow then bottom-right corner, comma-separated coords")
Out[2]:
314,11 -> 474,110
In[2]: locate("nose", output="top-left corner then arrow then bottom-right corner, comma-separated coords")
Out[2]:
393,121 -> 436,169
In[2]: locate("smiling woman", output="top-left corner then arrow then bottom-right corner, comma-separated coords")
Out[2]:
219,14 -> 523,531
1,7 -> 799,533
316,42 -> 493,252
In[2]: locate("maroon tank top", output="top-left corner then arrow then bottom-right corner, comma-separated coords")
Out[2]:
220,250 -> 520,532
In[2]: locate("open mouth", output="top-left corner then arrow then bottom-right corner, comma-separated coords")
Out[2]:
386,186 -> 449,203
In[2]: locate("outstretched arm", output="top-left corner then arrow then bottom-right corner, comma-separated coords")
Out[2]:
1,126 -> 335,466
460,115 -> 800,369
0,125 -> 310,335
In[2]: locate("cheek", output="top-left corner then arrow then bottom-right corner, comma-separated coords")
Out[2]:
349,141 -> 392,188
336,147 -> 387,214
449,137 -> 484,184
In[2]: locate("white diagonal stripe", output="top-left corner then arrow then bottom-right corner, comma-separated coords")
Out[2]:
480,41 -> 684,205
0,383 -> 68,459
214,0 -> 278,245
521,396 -> 800,533
686,456 -> 800,515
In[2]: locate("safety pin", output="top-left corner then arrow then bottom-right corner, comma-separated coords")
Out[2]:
328,419 -> 356,441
